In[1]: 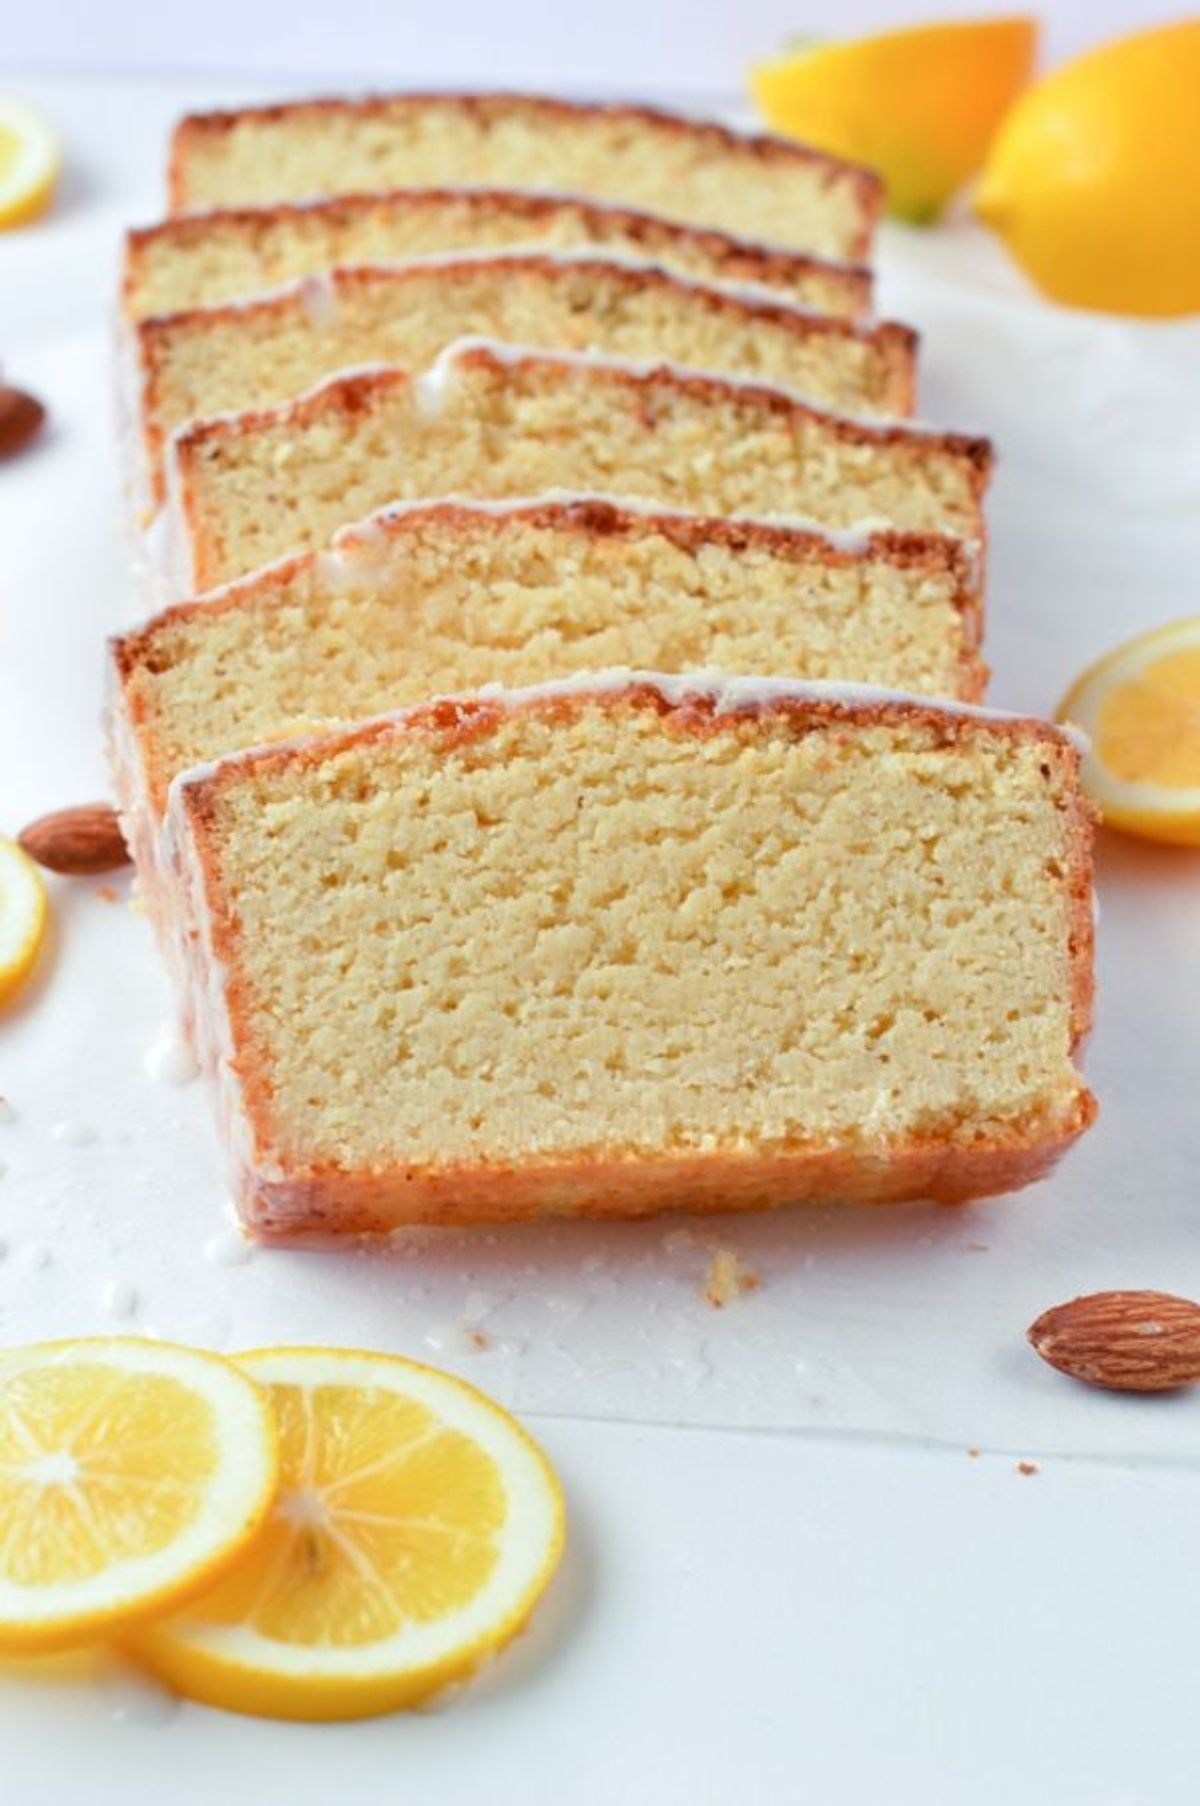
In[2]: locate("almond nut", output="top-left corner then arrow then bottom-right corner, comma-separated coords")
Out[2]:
17,803 -> 129,876
0,386 -> 46,459
1028,1290 -> 1200,1393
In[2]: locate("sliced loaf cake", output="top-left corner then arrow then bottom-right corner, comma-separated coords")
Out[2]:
165,673 -> 1096,1236
167,93 -> 882,258
163,342 -> 991,591
124,189 -> 871,321
113,495 -> 985,830
134,254 -> 917,499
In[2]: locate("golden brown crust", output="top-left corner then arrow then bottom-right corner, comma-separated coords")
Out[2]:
168,92 -> 884,246
238,1108 -> 1099,1238
176,680 -> 1095,1236
123,186 -> 873,320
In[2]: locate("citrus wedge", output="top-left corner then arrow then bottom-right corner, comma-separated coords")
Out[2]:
751,18 -> 1038,223
0,1338 -> 278,1653
0,835 -> 49,1005
1057,617 -> 1200,845
0,100 -> 61,229
132,1348 -> 565,1720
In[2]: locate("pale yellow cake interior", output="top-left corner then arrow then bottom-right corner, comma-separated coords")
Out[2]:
194,702 -> 1084,1172
144,260 -> 909,470
124,514 -> 978,811
182,357 -> 984,588
126,195 -> 868,320
171,101 -> 873,257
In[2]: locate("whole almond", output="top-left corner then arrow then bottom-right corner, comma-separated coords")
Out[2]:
0,386 -> 46,459
1028,1290 -> 1200,1393
18,803 -> 129,876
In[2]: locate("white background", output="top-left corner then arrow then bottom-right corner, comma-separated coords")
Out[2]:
3,0 -> 1191,96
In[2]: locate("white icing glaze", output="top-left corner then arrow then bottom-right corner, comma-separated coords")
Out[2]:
330,490 -> 972,563
169,672 -> 1086,809
412,335 -> 960,437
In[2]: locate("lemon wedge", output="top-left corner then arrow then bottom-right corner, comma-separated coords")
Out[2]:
133,1347 -> 565,1720
0,836 -> 49,1006
0,1338 -> 279,1652
0,100 -> 61,230
751,18 -> 1037,223
976,21 -> 1200,315
1057,618 -> 1200,845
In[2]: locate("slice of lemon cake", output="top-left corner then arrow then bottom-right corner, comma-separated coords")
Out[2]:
134,255 -> 917,501
123,189 -> 872,322
167,93 -> 882,259
165,673 -> 1096,1237
165,342 -> 991,592
112,495 -> 985,833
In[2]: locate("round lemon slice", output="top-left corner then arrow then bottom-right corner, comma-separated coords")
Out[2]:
1057,617 -> 1200,845
0,100 -> 61,230
0,1338 -> 279,1652
133,1347 -> 565,1720
0,835 -> 49,1005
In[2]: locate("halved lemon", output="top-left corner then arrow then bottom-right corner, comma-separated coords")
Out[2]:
0,1338 -> 279,1652
0,100 -> 61,230
0,836 -> 49,1005
1057,617 -> 1200,845
751,18 -> 1038,223
133,1348 -> 566,1720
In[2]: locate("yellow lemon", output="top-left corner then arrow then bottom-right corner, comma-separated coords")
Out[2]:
1057,617 -> 1200,845
976,21 -> 1200,315
750,18 -> 1037,224
0,836 -> 49,1005
133,1347 -> 565,1720
0,1338 -> 279,1652
0,100 -> 61,230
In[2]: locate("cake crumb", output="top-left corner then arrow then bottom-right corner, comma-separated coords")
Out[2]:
1016,1459 -> 1040,1477
967,1446 -> 981,1459
467,1328 -> 491,1351
703,1248 -> 760,1309
95,885 -> 119,904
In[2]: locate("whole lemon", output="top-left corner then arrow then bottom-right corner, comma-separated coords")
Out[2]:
975,20 -> 1200,316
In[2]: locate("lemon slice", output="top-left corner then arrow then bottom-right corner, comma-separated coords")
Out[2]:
133,1348 -> 565,1720
0,835 -> 49,1005
0,1338 -> 279,1652
0,100 -> 61,230
751,18 -> 1037,223
1057,617 -> 1200,845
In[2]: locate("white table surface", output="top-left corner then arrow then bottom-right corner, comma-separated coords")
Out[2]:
2,70 -> 1200,1806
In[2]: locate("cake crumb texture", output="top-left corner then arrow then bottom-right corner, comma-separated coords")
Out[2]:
175,350 -> 989,589
117,502 -> 984,814
124,189 -> 872,321
166,92 -> 882,259
175,688 -> 1094,1231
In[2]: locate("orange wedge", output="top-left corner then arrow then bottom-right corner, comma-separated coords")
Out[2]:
1056,618 -> 1200,845
751,17 -> 1038,223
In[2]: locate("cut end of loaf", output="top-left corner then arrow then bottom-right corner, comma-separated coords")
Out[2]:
169,676 -> 1096,1237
